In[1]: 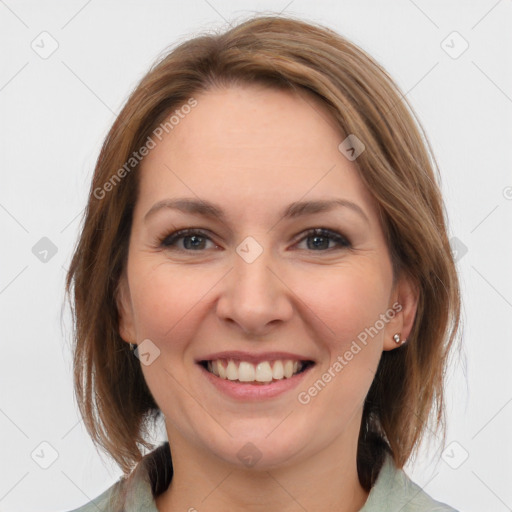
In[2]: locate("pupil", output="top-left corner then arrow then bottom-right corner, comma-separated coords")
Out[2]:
185,235 -> 204,250
309,235 -> 328,250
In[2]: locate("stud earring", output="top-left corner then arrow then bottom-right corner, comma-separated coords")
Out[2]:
393,334 -> 401,344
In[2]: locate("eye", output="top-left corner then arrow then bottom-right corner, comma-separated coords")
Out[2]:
158,227 -> 351,253
159,229 -> 217,251
295,228 -> 351,251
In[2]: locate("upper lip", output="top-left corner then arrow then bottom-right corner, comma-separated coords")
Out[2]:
196,351 -> 315,365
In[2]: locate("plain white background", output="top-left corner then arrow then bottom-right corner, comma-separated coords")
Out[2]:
0,1 -> 511,511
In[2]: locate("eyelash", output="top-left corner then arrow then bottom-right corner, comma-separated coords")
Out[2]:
157,228 -> 351,253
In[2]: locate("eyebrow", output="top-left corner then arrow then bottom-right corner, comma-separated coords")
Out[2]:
144,197 -> 370,225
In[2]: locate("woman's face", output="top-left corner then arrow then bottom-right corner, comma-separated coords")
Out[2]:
117,85 -> 416,470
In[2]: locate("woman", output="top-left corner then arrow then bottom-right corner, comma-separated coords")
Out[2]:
65,14 -> 461,512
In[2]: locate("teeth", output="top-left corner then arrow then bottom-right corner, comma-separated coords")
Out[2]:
284,360 -> 294,378
255,361 -> 273,382
206,359 -> 307,383
226,360 -> 238,380
272,360 -> 284,379
217,360 -> 226,379
239,361 -> 255,382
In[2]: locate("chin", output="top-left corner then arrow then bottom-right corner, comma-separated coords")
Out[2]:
197,420 -> 314,471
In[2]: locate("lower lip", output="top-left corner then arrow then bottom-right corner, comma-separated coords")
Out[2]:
198,363 -> 314,400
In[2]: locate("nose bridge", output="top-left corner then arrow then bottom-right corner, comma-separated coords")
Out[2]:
216,235 -> 292,334
234,240 -> 274,299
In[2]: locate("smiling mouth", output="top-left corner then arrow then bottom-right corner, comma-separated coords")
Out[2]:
199,358 -> 315,384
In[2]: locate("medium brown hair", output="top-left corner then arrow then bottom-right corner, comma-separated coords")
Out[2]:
65,14 -> 461,493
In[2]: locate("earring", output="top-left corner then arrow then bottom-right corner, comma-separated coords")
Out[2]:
130,343 -> 137,352
393,334 -> 401,344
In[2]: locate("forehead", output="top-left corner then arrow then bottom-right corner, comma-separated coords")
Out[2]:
135,85 -> 379,223
160,85 -> 342,169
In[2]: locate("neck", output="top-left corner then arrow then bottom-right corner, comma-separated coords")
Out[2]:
155,421 -> 369,512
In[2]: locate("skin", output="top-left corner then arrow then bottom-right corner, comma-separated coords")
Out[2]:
116,84 -> 418,512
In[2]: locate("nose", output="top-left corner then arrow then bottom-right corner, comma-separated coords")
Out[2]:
215,242 -> 294,337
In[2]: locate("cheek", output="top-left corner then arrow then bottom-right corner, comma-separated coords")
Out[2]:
129,254 -> 392,349
129,261 -> 214,345
292,266 -> 390,424
295,263 -> 392,350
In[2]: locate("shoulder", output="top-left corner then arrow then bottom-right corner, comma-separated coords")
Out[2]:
361,453 -> 460,512
63,442 -> 170,512
64,479 -> 125,512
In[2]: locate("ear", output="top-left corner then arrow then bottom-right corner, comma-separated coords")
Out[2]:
382,273 -> 419,351
115,271 -> 137,345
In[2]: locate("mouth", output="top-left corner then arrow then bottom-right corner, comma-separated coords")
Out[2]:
198,358 -> 315,385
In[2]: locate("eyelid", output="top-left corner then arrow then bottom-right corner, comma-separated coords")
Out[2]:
294,228 -> 351,249
158,227 -> 351,252
158,228 -> 218,249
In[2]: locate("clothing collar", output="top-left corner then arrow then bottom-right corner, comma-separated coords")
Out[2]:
120,442 -> 453,511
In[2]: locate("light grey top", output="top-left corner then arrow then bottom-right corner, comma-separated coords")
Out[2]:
66,443 -> 458,512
